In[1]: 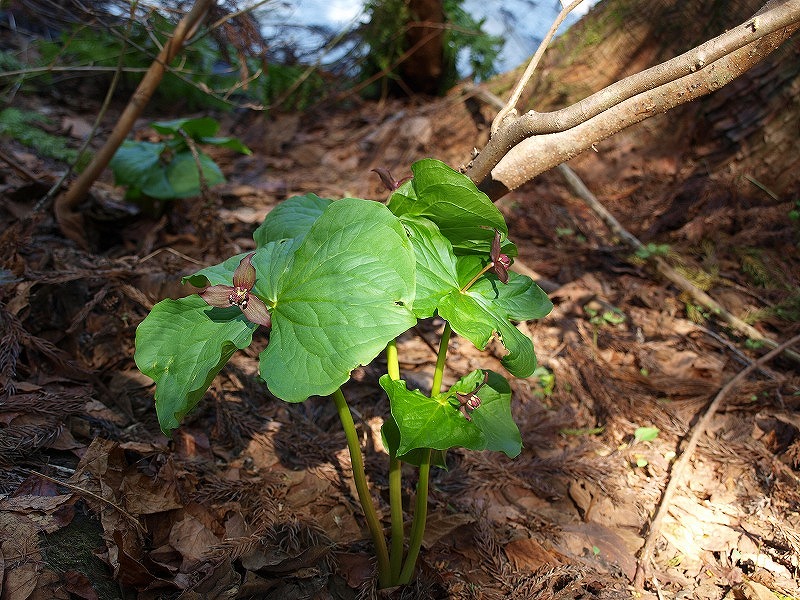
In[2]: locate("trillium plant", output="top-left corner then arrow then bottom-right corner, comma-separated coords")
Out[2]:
134,158 -> 552,587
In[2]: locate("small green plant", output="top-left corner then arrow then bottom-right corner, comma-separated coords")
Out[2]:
533,365 -> 555,397
109,116 -> 250,205
134,158 -> 552,587
634,242 -> 670,260
0,107 -> 88,168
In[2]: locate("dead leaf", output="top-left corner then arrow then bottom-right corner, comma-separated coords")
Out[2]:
63,571 -> 99,600
559,522 -> 639,580
504,536 -> 561,571
421,512 -> 475,549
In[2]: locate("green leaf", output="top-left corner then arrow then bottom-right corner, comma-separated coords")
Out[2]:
164,151 -> 225,198
380,415 -> 448,468
199,136 -> 252,155
253,194 -> 333,247
634,426 -> 660,442
134,295 -> 258,434
260,198 -> 417,403
381,370 -> 520,458
387,158 -> 509,255
441,264 -> 551,378
452,370 -> 521,458
399,215 -> 459,318
381,375 -> 484,456
152,116 -> 220,139
109,140 -> 165,187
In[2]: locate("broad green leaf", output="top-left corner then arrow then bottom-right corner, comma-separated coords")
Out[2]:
381,375 -> 483,456
387,158 -> 508,254
399,215 -> 459,318
260,198 -> 417,403
152,116 -> 219,139
380,415 -> 448,468
134,295 -> 258,434
200,136 -> 252,155
164,152 -> 225,198
253,194 -> 333,247
451,370 -> 521,458
109,140 -> 164,187
439,263 -> 552,378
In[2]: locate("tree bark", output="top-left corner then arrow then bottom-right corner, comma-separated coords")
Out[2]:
400,0 -> 445,95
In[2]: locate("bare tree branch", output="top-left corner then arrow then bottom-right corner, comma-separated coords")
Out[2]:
466,0 -> 800,198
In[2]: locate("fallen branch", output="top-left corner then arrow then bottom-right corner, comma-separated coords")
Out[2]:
633,332 -> 800,590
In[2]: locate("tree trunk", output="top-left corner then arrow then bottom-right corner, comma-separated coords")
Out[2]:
400,0 -> 445,95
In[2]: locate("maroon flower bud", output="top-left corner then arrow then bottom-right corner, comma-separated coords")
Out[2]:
490,229 -> 510,284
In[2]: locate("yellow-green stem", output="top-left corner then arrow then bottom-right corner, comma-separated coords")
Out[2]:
385,339 -> 404,582
399,322 -> 452,583
332,388 -> 391,588
398,449 -> 431,584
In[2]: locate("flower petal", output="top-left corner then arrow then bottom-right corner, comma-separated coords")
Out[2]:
200,284 -> 235,308
233,252 -> 257,290
242,295 -> 272,327
491,229 -> 502,263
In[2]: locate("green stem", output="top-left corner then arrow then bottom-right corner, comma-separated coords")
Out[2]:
399,450 -> 431,584
388,456 -> 404,581
430,322 -> 452,396
385,339 -> 404,582
332,388 -> 391,588
398,322 -> 452,584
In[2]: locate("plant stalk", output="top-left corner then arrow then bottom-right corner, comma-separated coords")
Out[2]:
385,339 -> 405,582
332,387 -> 391,588
399,322 -> 452,583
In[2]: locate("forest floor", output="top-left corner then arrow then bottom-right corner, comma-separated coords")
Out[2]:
2,50 -> 800,600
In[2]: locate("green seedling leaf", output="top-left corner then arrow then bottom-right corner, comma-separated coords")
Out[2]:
253,194 -> 333,247
152,116 -> 220,139
398,216 -> 551,374
388,158 -> 511,255
634,426 -> 660,442
260,198 -> 417,403
199,136 -> 252,154
134,295 -> 258,434
164,151 -> 225,198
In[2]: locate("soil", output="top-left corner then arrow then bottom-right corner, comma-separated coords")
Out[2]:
1,3 -> 800,600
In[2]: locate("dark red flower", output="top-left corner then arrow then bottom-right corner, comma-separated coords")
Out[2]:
490,230 -> 511,284
200,252 -> 271,327
456,372 -> 489,421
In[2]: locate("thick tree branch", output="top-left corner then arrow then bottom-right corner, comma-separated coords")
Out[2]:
465,0 -> 800,197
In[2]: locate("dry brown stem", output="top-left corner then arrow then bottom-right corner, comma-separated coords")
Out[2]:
53,0 -> 214,248
633,332 -> 800,590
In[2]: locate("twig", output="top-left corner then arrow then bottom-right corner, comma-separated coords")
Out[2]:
0,146 -> 39,181
29,469 -> 146,535
632,332 -> 800,590
54,0 -> 214,248
557,163 -> 800,363
491,0 -> 585,134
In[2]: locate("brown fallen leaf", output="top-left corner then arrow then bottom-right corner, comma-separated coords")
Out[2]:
504,536 -> 562,571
